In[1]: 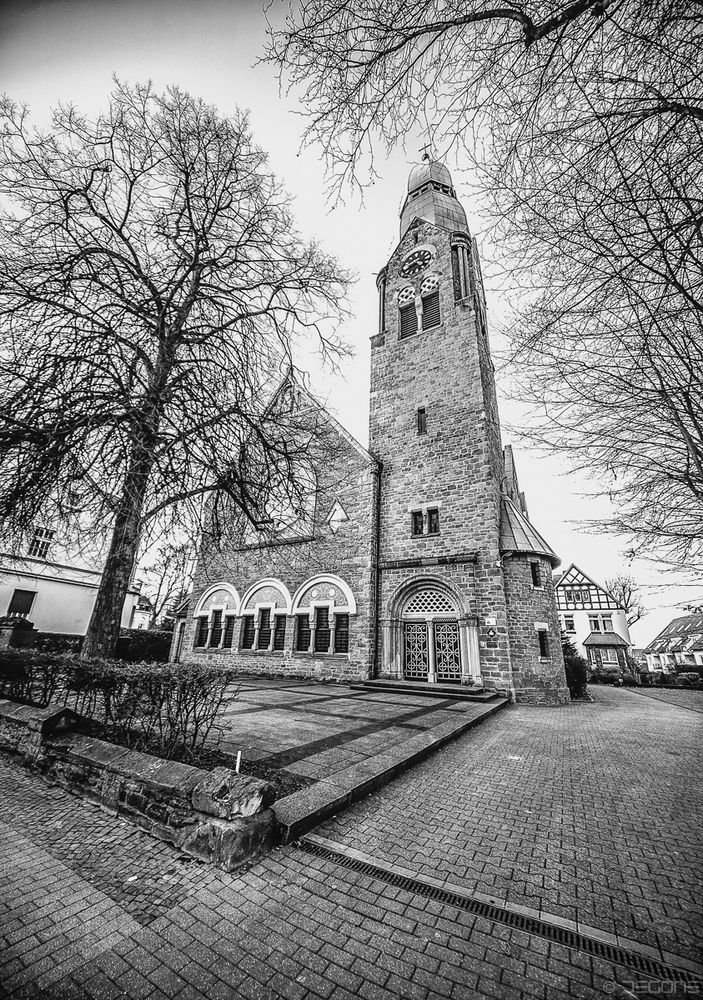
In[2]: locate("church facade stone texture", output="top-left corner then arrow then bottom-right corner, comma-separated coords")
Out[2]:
180,159 -> 569,706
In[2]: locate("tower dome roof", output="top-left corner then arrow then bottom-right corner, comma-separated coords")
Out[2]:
407,158 -> 453,194
400,156 -> 468,238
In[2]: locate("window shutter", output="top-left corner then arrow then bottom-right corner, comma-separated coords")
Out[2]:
296,614 -> 311,652
222,616 -> 235,649
209,609 -> 223,647
314,606 -> 331,653
273,615 -> 286,651
399,304 -> 418,338
241,615 -> 255,649
195,617 -> 209,647
421,290 -> 440,329
257,608 -> 272,649
334,613 -> 350,653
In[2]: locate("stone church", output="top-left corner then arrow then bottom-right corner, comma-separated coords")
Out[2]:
178,158 -> 569,705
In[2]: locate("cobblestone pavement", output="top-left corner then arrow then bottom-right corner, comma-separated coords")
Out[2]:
319,687 -> 703,960
625,687 -> 703,713
1,686 -> 701,999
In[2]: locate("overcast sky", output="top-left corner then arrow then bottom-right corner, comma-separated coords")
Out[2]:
2,0 -> 699,645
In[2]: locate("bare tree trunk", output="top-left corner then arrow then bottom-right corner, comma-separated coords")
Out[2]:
81,440 -> 156,659
82,352 -> 171,660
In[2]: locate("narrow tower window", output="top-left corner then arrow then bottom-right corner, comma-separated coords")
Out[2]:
411,511 -> 424,536
427,508 -> 440,534
417,407 -> 427,434
530,562 -> 541,587
537,630 -> 550,658
378,275 -> 386,333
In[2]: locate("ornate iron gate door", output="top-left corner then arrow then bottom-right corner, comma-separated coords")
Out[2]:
404,622 -> 429,680
435,621 -> 461,682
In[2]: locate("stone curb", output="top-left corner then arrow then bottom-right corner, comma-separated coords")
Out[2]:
274,697 -> 507,842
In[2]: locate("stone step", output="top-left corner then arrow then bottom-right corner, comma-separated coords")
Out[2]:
349,679 -> 505,702
274,697 -> 508,843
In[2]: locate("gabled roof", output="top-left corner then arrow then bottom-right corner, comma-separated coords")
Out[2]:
267,373 -> 377,467
499,497 -> 560,568
554,563 -> 623,610
645,614 -> 703,654
173,597 -> 191,618
583,631 -> 629,648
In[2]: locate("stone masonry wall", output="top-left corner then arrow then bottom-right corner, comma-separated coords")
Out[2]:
502,555 -> 570,705
186,422 -> 378,683
370,218 -> 513,691
0,700 -> 277,870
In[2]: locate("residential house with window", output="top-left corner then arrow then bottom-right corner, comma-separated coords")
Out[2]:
0,527 -> 139,639
554,564 -> 632,671
644,614 -> 703,674
181,157 -> 569,705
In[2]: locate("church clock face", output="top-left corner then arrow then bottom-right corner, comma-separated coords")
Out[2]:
400,248 -> 433,276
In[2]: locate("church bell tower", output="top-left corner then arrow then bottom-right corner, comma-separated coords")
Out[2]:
369,157 -> 569,704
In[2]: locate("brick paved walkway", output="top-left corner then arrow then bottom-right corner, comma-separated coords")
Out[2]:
626,687 -> 703,714
1,687 -> 701,999
319,687 -> 703,960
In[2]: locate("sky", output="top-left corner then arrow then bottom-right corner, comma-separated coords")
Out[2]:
1,0 -> 699,646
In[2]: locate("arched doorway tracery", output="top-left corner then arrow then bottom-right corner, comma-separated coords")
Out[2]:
382,577 -> 481,685
401,586 -> 461,683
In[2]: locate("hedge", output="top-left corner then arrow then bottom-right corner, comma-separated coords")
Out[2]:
0,649 -> 237,761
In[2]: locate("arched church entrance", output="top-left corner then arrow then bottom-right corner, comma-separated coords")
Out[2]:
403,588 -> 461,683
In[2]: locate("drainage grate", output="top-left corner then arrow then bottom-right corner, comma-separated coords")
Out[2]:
298,839 -> 701,987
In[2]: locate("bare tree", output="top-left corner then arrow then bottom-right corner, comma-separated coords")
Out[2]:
138,541 -> 196,629
0,81 -> 350,657
265,1 -> 703,565
605,574 -> 646,627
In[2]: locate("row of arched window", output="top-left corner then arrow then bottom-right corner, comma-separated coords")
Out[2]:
192,575 -> 356,656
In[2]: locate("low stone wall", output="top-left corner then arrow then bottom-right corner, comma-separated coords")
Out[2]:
0,699 -> 277,871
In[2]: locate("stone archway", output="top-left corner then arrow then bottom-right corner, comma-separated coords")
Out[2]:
382,578 -> 481,684
402,587 -> 461,683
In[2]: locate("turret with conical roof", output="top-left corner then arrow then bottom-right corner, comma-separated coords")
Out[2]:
399,154 -> 469,238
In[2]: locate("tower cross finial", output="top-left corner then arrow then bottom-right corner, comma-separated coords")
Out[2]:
420,142 -> 433,161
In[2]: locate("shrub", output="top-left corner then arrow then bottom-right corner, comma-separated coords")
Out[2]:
0,648 -> 65,705
34,632 -> 84,654
588,670 -> 620,685
673,672 -> 702,688
0,650 -> 237,761
115,628 -> 172,663
561,632 -> 588,698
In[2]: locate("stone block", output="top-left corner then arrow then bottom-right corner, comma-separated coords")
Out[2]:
191,766 -> 275,819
